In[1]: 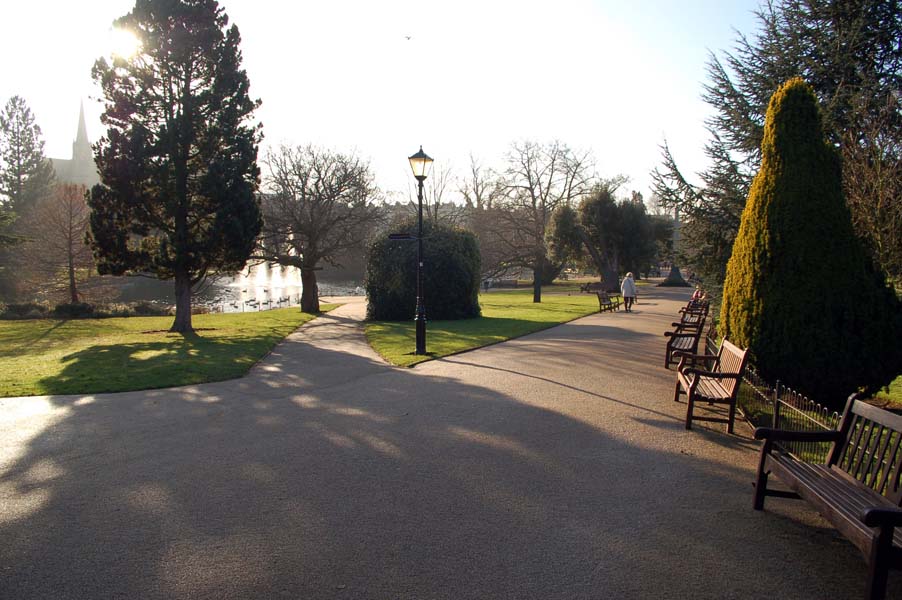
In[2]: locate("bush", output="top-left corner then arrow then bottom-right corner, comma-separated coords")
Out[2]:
366,218 -> 481,321
133,301 -> 170,316
0,302 -> 50,319
720,78 -> 902,409
52,302 -> 95,319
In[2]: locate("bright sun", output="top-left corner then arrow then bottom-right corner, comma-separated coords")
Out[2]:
110,28 -> 140,58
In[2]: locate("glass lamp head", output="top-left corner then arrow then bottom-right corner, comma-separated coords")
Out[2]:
408,146 -> 433,181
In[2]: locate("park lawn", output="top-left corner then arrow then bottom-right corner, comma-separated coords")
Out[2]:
365,290 -> 598,367
0,306 -> 335,397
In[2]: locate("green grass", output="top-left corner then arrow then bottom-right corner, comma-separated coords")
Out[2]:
0,306 -> 335,397
876,375 -> 902,408
365,290 -> 598,367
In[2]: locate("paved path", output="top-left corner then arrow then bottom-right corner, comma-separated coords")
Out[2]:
0,287 -> 897,599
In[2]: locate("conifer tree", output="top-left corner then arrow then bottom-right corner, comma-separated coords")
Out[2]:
88,0 -> 262,333
0,95 -> 55,214
720,78 -> 902,408
653,0 -> 902,286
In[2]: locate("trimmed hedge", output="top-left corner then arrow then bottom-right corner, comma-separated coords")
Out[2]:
720,78 -> 902,409
366,219 -> 481,321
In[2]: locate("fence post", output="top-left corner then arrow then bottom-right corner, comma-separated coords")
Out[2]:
772,380 -> 781,429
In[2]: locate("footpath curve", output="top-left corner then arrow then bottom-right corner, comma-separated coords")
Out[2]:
0,287 -> 896,599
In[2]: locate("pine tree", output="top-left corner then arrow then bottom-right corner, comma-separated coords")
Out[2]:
653,0 -> 902,286
88,0 -> 262,333
0,96 -> 55,214
720,78 -> 902,408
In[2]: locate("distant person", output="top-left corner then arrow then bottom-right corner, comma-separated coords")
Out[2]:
483,279 -> 490,293
691,285 -> 706,302
621,272 -> 637,312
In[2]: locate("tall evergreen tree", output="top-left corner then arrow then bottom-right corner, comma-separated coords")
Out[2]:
720,78 -> 902,408
0,95 -> 55,214
88,0 -> 262,332
653,0 -> 902,286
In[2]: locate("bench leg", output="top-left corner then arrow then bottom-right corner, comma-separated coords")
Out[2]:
727,399 -> 736,434
685,394 -> 694,430
753,445 -> 770,510
673,381 -> 683,402
866,526 -> 894,600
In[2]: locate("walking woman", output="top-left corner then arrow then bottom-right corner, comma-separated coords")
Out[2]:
621,272 -> 637,312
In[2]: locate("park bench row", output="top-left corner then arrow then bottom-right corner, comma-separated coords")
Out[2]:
662,296 -> 902,598
663,298 -> 749,433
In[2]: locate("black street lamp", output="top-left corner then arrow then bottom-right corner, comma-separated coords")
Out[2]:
408,146 -> 433,355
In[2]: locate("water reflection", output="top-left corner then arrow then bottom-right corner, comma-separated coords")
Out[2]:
224,262 -> 304,312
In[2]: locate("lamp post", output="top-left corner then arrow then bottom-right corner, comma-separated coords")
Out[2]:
408,146 -> 433,354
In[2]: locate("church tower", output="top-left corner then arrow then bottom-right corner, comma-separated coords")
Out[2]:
50,101 -> 100,187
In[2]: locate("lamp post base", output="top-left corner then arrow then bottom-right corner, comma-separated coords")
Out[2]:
415,315 -> 426,355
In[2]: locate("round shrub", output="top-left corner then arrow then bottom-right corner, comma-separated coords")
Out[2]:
52,302 -> 95,319
133,301 -> 170,316
720,78 -> 902,409
1,303 -> 49,319
366,218 -> 481,321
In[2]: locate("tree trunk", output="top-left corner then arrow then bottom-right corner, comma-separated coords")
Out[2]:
301,268 -> 320,313
533,253 -> 543,303
601,264 -> 619,292
67,251 -> 78,304
170,271 -> 193,333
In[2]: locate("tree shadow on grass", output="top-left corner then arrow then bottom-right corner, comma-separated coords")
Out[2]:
37,331 -> 293,395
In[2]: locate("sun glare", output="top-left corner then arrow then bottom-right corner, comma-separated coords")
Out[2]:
110,27 -> 140,58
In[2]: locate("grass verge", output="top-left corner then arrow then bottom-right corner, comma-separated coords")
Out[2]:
365,290 -> 598,367
0,306 -> 335,397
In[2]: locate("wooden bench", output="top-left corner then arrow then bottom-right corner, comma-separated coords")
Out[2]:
753,395 -> 902,599
596,291 -> 621,312
580,281 -> 605,293
663,318 -> 706,368
672,339 -> 749,433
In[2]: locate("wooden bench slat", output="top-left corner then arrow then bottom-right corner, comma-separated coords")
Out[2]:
673,338 -> 748,433
755,396 -> 902,599
877,434 -> 902,499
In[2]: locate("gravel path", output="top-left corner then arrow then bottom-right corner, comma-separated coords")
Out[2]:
0,287 -> 895,599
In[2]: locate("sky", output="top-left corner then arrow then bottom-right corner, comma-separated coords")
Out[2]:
0,0 -> 762,202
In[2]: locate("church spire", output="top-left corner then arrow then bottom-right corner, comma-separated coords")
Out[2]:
75,101 -> 89,147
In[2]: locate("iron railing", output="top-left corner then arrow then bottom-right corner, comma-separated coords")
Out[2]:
705,330 -> 841,463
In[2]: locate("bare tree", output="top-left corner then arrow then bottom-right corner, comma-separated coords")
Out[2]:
490,140 -> 594,302
405,161 -> 468,225
257,145 -> 382,312
843,95 -> 902,289
459,154 -> 503,211
16,184 -> 94,303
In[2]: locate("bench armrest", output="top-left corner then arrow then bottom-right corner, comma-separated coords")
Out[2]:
681,368 -> 740,379
753,427 -> 843,443
665,331 -> 700,338
672,321 -> 703,328
673,351 -> 714,361
861,507 -> 902,528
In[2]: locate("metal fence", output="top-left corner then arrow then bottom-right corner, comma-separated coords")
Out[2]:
705,330 -> 841,463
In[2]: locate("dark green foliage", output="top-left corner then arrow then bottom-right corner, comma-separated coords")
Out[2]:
618,201 -> 656,277
721,78 -> 902,409
0,302 -> 49,319
366,219 -> 481,321
52,302 -> 95,319
548,186 -> 656,289
654,0 -> 902,286
0,95 -> 55,214
88,0 -> 262,333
